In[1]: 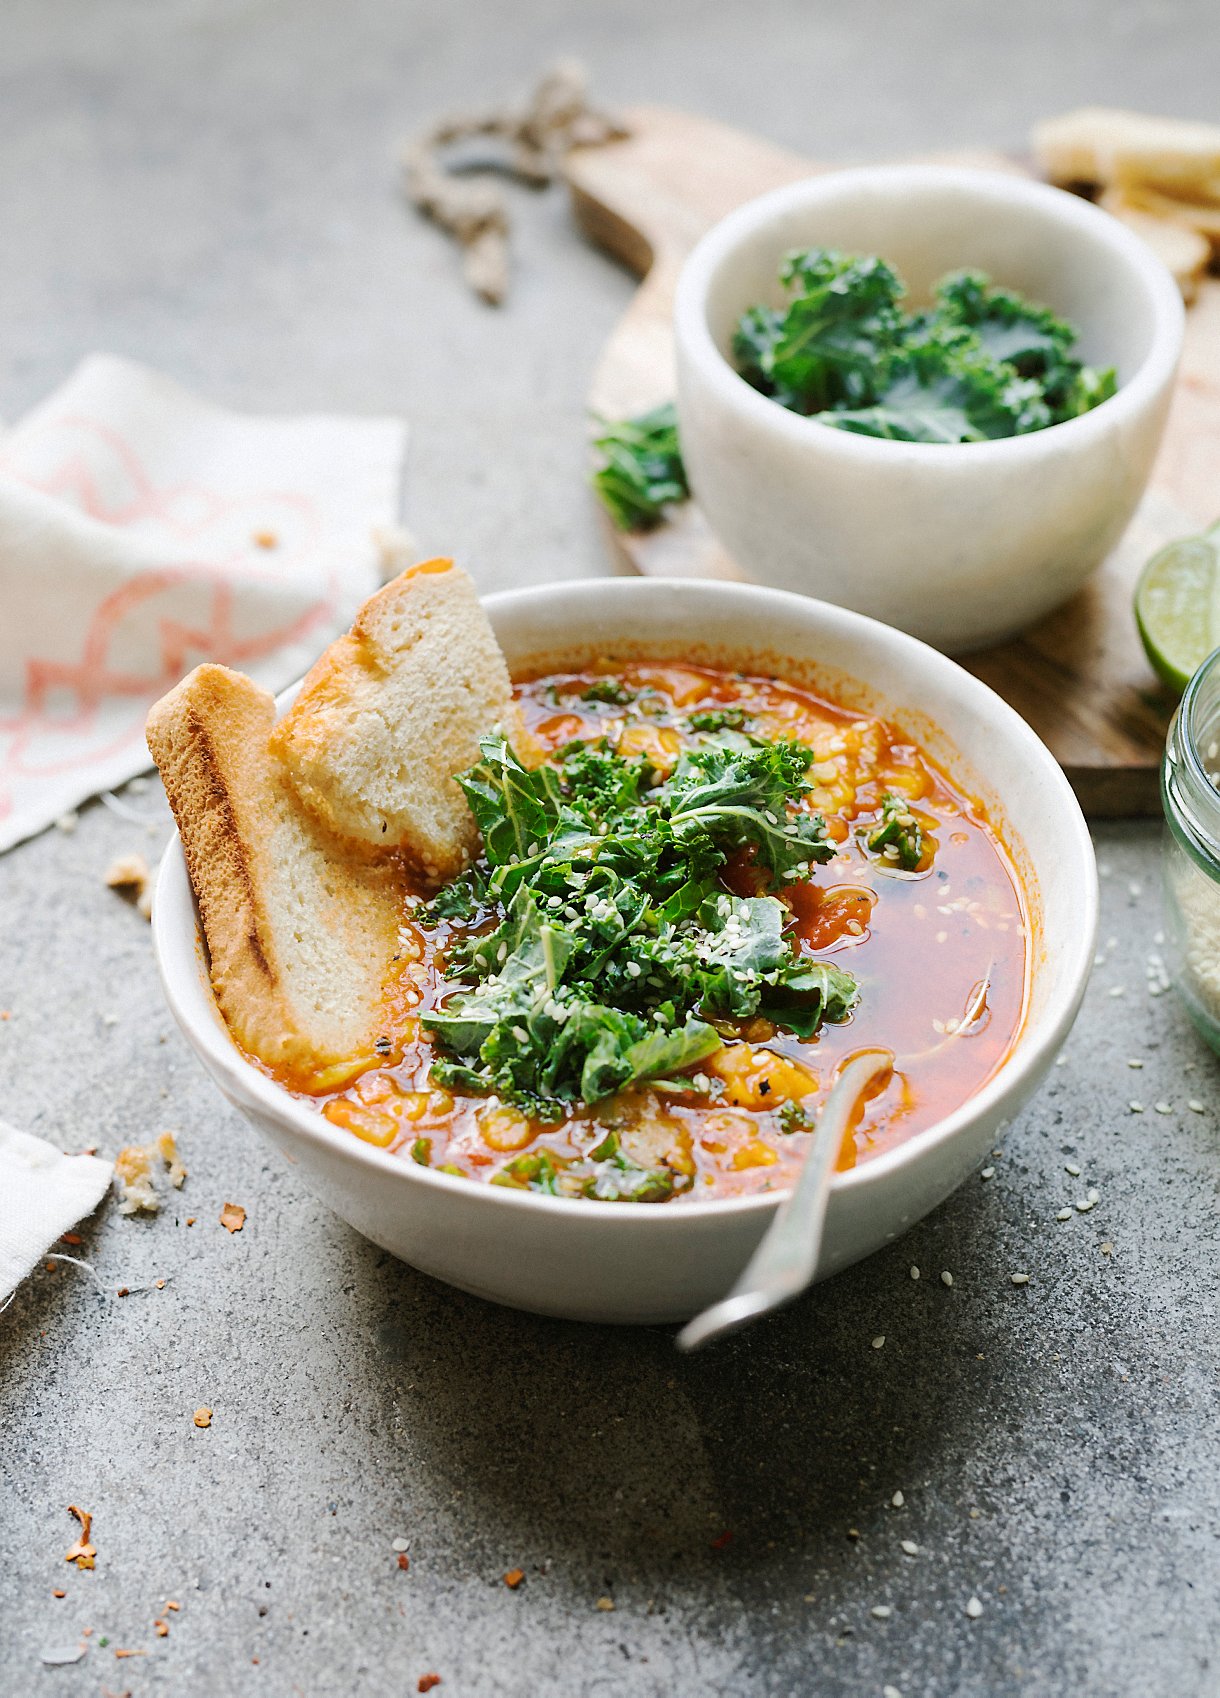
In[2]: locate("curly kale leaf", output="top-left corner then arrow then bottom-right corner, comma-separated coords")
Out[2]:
737,249 -> 907,415
591,402 -> 689,531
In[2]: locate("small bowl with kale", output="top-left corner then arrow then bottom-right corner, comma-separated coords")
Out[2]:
674,165 -> 1184,652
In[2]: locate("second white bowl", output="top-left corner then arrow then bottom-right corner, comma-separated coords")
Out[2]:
674,165 -> 1184,653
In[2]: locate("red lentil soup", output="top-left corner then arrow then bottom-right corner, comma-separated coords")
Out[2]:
283,663 -> 1027,1201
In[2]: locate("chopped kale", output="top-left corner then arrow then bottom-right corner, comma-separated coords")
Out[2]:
421,729 -> 857,1117
732,249 -> 1115,442
777,1099 -> 814,1134
688,705 -> 751,732
579,677 -> 634,706
864,791 -> 924,872
591,402 -> 689,531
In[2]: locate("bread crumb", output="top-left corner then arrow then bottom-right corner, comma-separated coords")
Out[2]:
252,530 -> 278,549
503,1568 -> 525,1588
65,1505 -> 96,1569
113,1144 -> 159,1215
193,1407 -> 213,1428
219,1201 -> 246,1234
595,1596 -> 615,1611
114,1132 -> 187,1213
156,1131 -> 187,1189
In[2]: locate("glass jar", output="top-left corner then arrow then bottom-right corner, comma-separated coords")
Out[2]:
1162,646 -> 1220,1053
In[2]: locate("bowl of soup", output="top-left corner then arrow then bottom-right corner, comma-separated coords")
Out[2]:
153,578 -> 1097,1323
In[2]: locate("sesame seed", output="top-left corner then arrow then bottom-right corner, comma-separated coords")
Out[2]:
980,1166 -> 995,1180
1010,1272 -> 1030,1286
1108,985 -> 1125,998
1076,1193 -> 1098,1214
1127,1058 -> 1143,1069
1065,1161 -> 1081,1176
890,1491 -> 904,1508
870,1605 -> 892,1620
900,1540 -> 918,1557
1056,1208 -> 1073,1222
909,1266 -> 920,1280
965,1596 -> 984,1619
1129,1101 -> 1144,1114
941,1271 -> 953,1287
1188,1099 -> 1205,1113
1155,1102 -> 1172,1115
872,1335 -> 885,1350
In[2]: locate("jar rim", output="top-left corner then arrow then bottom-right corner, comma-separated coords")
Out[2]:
1166,645 -> 1220,874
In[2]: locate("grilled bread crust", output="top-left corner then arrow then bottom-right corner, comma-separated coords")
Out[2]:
147,663 -> 406,1080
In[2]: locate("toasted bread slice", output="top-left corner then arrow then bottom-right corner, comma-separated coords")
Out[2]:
1098,190 -> 1212,300
1034,107 -> 1220,196
268,558 -> 514,881
147,664 -> 406,1081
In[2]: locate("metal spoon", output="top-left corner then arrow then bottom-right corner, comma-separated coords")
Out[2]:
676,1049 -> 894,1351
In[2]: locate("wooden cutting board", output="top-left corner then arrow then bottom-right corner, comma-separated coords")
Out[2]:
565,105 -> 1220,817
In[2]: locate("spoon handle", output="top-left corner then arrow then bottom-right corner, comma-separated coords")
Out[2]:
676,1050 -> 892,1351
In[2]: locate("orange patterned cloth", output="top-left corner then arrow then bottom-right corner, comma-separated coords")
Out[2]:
0,355 -> 406,850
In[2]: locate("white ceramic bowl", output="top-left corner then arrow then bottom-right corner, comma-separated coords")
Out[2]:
674,165 -> 1184,653
153,579 -> 1097,1324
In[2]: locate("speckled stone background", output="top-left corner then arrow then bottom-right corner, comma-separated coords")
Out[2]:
2,4 -> 1219,1695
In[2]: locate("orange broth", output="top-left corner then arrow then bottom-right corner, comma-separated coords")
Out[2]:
296,663 -> 1028,1201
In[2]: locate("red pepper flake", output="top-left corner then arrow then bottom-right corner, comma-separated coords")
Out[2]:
116,1287 -> 130,1298
165,1600 -> 180,1612
52,1588 -> 66,1599
418,1677 -> 442,1693
186,1217 -> 196,1226
710,1530 -> 733,1550
397,1552 -> 410,1572
46,1260 -> 57,1272
154,1619 -> 169,1637
65,1505 -> 96,1569
503,1568 -> 525,1589
219,1202 -> 246,1234
114,1648 -> 146,1659
61,1232 -> 83,1246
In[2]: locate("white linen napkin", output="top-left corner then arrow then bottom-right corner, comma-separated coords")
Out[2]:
0,1122 -> 113,1302
0,354 -> 407,851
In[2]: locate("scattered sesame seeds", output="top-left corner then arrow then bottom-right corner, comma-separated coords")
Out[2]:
941,1271 -> 954,1287
872,1335 -> 886,1350
980,1166 -> 995,1180
870,1605 -> 892,1620
900,1540 -> 919,1556
1075,1191 -> 1100,1214
1010,1273 -> 1030,1287
890,1491 -> 904,1508
965,1596 -> 984,1619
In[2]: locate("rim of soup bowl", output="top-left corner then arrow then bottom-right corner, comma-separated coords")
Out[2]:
152,577 -> 1098,1231
674,164 -> 1185,463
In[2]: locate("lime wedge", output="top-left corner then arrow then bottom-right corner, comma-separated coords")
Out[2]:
1135,525 -> 1220,694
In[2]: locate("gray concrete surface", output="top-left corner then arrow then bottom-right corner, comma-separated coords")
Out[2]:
2,3 -> 1219,1695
